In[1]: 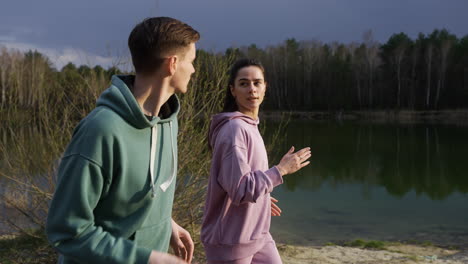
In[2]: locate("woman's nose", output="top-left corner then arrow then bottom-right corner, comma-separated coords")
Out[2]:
248,83 -> 256,93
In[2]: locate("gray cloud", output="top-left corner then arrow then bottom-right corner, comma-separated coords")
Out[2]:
0,41 -> 122,70
1,0 -> 467,68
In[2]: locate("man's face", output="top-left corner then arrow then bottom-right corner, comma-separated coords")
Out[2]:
171,43 -> 196,94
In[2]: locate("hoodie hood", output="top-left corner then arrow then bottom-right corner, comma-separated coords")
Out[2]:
96,75 -> 180,129
209,111 -> 259,148
96,75 -> 179,198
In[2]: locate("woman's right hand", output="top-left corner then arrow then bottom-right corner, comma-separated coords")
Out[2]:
276,146 -> 311,176
149,251 -> 187,264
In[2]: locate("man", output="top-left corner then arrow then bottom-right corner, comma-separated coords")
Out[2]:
46,17 -> 199,264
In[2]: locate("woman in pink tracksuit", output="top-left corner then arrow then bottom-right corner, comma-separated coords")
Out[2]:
201,59 -> 312,264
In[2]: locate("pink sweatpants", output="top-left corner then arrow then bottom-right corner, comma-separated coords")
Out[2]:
207,240 -> 282,264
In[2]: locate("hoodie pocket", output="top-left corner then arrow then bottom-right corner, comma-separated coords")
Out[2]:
134,217 -> 172,252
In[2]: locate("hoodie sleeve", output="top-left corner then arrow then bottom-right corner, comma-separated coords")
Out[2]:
215,125 -> 283,206
46,155 -> 151,264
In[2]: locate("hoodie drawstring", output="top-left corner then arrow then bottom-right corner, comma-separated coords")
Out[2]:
160,121 -> 176,192
150,126 -> 158,198
150,121 -> 176,198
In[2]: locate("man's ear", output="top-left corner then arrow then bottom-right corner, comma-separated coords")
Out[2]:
168,55 -> 178,75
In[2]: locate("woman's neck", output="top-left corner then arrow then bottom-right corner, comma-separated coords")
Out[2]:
238,108 -> 259,120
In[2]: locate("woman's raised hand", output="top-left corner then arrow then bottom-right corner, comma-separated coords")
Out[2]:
276,146 -> 311,176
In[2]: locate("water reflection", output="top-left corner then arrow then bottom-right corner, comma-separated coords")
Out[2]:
264,120 -> 468,246
268,121 -> 468,200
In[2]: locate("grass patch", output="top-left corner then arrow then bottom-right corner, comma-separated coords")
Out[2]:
344,239 -> 386,250
404,239 -> 436,247
421,240 -> 433,247
406,255 -> 420,262
0,230 -> 57,264
277,244 -> 301,255
446,245 -> 459,250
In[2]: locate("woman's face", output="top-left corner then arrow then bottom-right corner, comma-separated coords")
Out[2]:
230,66 -> 266,118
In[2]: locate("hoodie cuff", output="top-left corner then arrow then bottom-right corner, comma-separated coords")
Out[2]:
266,166 -> 283,188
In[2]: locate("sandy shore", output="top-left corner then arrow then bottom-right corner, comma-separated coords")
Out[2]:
2,233 -> 468,264
278,243 -> 468,264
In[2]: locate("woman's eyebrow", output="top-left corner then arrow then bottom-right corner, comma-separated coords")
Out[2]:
238,78 -> 264,82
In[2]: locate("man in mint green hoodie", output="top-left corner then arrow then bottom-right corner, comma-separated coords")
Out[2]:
46,17 -> 199,264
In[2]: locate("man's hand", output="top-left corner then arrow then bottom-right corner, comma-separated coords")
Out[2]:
170,219 -> 194,263
271,196 -> 282,216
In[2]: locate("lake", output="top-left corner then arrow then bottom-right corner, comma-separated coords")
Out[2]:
268,120 -> 468,247
1,119 -> 468,248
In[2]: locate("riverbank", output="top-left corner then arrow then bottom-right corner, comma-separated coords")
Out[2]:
261,109 -> 468,125
1,233 -> 467,264
278,242 -> 468,264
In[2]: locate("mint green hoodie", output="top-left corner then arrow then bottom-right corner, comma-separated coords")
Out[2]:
46,75 -> 179,264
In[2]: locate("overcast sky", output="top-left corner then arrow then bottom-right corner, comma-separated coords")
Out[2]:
1,0 -> 467,69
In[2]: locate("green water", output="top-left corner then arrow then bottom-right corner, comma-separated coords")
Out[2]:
268,120 -> 468,246
2,120 -> 468,247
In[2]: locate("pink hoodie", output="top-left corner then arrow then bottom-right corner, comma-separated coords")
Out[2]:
201,112 -> 283,261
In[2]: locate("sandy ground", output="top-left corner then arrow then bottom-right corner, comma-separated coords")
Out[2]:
278,244 -> 468,264
2,233 -> 468,264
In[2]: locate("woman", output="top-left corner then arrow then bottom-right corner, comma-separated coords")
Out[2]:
201,58 -> 311,264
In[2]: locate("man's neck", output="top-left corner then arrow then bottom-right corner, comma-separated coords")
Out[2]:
132,74 -> 174,117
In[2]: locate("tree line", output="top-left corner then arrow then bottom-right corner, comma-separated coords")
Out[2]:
232,29 -> 468,111
1,28 -> 468,114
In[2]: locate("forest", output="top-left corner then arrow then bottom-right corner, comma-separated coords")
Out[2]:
1,29 -> 468,115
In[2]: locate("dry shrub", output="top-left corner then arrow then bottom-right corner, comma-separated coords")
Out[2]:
0,48 -> 285,262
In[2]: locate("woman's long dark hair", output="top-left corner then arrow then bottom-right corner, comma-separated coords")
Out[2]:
223,58 -> 266,112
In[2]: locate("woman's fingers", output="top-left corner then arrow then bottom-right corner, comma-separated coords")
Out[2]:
271,197 -> 282,216
272,208 -> 281,216
278,146 -> 311,175
301,152 -> 312,161
271,202 -> 282,216
300,161 -> 310,168
295,147 -> 311,158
